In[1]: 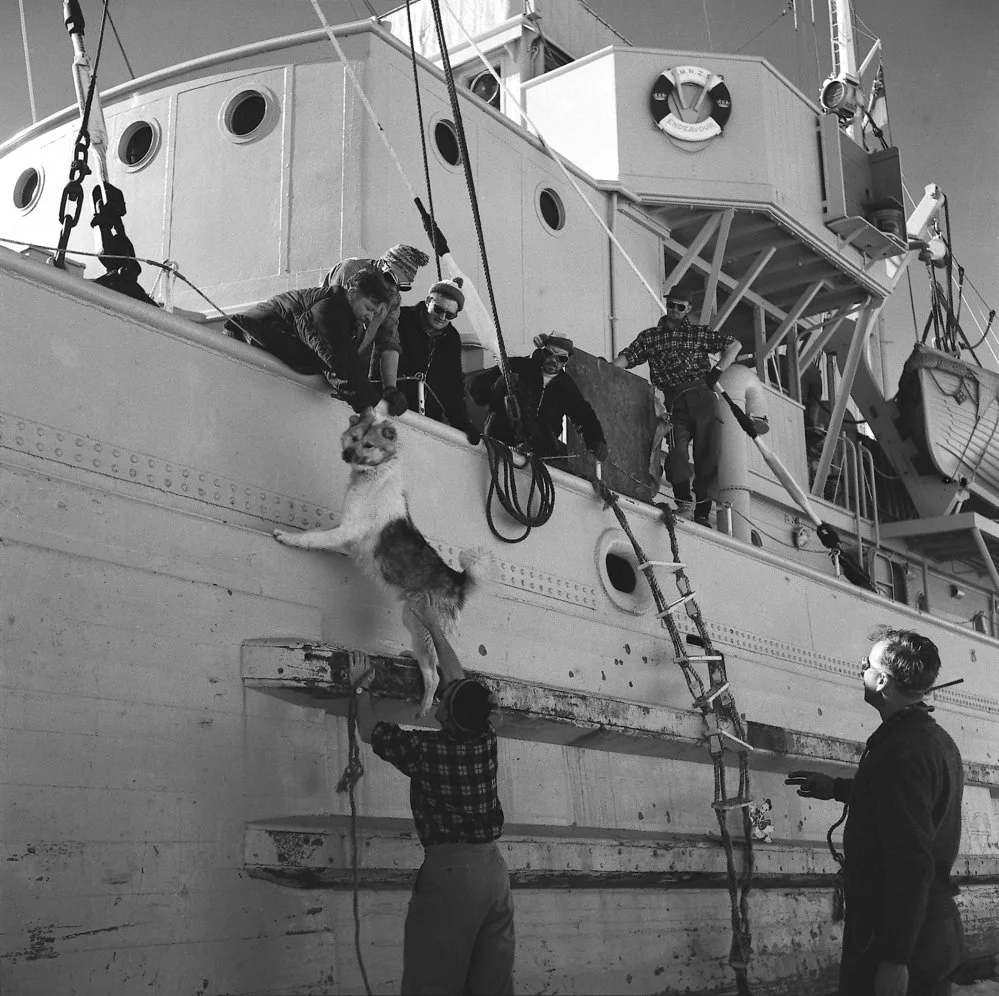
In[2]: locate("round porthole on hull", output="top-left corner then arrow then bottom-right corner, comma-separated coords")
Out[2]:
220,87 -> 278,144
13,167 -> 43,212
432,119 -> 462,168
117,120 -> 161,171
596,528 -> 653,615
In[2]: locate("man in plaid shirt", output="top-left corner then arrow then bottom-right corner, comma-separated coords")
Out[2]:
356,608 -> 514,995
613,283 -> 740,526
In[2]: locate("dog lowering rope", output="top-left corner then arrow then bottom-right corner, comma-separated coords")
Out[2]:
593,480 -> 756,994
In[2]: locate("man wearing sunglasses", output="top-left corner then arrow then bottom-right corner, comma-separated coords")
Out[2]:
613,284 -> 740,526
387,277 -> 481,445
785,629 -> 965,996
470,333 -> 608,464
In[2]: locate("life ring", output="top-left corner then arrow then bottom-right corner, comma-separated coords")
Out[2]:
650,65 -> 732,143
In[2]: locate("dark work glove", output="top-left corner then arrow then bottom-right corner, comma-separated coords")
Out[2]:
465,425 -> 482,446
416,197 -> 451,257
592,439 -> 609,462
382,388 -> 408,417
705,366 -> 722,389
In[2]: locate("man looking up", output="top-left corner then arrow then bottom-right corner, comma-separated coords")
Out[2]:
390,276 -> 480,444
354,606 -> 514,995
613,283 -> 739,526
786,628 -> 965,996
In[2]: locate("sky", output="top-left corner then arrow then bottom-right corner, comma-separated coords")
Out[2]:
2,0 -> 997,378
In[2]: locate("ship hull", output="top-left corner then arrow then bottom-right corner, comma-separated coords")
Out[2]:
2,249 -> 998,994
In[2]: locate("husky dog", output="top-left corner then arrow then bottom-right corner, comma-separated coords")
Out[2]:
274,407 -> 493,717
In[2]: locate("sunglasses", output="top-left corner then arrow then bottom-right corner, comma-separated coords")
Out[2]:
430,302 -> 458,319
860,657 -> 890,679
377,263 -> 411,293
666,299 -> 692,314
543,346 -> 571,364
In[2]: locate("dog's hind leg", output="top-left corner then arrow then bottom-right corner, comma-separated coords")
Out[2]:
403,601 -> 440,719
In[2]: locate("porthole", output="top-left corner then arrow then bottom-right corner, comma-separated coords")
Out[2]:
596,529 -> 653,615
220,87 -> 278,144
537,187 -> 565,233
117,120 -> 160,172
433,119 -> 462,167
13,167 -> 43,212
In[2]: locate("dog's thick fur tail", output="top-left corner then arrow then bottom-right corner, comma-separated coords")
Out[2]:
458,547 -> 496,590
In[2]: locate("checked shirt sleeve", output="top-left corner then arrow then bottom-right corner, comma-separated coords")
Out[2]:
371,722 -> 422,778
619,328 -> 654,369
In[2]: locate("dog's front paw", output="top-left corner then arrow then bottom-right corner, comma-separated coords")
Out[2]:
273,529 -> 292,545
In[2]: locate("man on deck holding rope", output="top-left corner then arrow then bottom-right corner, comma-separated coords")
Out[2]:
785,628 -> 965,996
223,268 -> 407,414
388,276 -> 481,444
470,333 -> 608,464
613,283 -> 740,527
354,606 -> 515,996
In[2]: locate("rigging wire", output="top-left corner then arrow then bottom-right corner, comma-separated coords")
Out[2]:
17,0 -> 37,124
403,0 -> 442,281
701,0 -> 714,51
734,3 -> 794,54
106,5 -> 136,80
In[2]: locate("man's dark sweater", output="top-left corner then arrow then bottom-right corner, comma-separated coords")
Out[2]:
833,704 -> 963,964
394,305 -> 473,432
469,354 -> 605,457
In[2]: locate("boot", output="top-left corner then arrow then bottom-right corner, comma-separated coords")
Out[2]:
694,497 -> 713,527
672,479 -> 693,514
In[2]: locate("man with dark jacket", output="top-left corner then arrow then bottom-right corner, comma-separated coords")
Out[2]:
391,276 -> 480,444
470,334 -> 608,461
223,269 -> 407,414
786,628 -> 965,996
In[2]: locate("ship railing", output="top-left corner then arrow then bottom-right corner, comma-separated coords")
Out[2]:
824,432 -> 880,553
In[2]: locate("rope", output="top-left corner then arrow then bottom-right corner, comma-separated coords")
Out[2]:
336,690 -> 374,996
17,0 -> 37,124
592,481 -> 755,992
1,239 -> 231,319
482,433 -> 556,543
404,0 -> 442,282
106,5 -> 137,80
427,0 -> 513,397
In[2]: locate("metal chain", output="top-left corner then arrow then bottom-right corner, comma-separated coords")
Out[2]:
593,480 -> 755,994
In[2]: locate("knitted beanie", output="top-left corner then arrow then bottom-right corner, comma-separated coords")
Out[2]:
429,276 -> 465,312
379,244 -> 429,288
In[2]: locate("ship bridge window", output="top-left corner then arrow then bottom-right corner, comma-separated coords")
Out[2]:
220,87 -> 278,143
537,187 -> 566,233
596,529 -> 653,615
433,119 -> 462,168
13,167 -> 42,212
118,120 -> 161,171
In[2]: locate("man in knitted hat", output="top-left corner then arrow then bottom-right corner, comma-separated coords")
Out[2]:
223,268 -> 406,414
354,603 -> 514,996
470,333 -> 608,463
385,276 -> 480,444
324,244 -> 431,398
